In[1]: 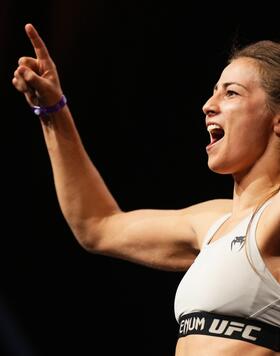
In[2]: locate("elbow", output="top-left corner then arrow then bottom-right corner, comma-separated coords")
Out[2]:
70,221 -> 102,253
67,215 -> 112,254
63,207 -> 123,254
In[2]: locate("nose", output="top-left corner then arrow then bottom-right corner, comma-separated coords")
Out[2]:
202,94 -> 219,117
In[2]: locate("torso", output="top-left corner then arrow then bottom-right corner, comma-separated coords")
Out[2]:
205,200 -> 280,284
175,334 -> 280,356
174,196 -> 280,355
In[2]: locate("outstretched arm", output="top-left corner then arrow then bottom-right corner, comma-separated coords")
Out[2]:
12,24 -> 232,271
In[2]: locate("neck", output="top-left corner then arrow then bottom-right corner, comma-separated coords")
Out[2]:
231,168 -> 280,216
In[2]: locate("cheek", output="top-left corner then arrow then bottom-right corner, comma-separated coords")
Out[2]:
228,123 -> 270,165
238,124 -> 265,141
228,105 -> 271,143
225,117 -> 270,163
234,127 -> 266,151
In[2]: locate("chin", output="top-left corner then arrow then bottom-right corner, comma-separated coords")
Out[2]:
207,160 -> 233,175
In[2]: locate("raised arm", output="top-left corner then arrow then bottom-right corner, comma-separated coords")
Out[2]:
12,24 -> 232,271
12,23 -> 122,244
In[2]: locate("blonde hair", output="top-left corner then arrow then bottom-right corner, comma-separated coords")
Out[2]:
228,40 -> 280,114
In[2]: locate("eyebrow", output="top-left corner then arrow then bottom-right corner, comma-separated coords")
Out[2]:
213,82 -> 248,92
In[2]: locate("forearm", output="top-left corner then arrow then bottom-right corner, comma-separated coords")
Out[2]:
40,105 -> 120,241
12,23 -> 121,247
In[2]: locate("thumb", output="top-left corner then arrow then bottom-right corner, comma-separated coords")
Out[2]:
18,66 -> 45,94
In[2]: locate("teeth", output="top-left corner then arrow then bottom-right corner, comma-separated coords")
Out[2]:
207,124 -> 222,132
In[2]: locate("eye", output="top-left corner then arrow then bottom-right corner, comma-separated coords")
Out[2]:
226,90 -> 238,97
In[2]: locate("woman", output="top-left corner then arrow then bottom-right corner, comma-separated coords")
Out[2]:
12,24 -> 279,355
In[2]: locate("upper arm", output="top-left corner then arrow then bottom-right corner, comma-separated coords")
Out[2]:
82,198 -> 233,271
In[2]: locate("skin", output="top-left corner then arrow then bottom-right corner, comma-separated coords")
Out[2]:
13,24 -> 280,355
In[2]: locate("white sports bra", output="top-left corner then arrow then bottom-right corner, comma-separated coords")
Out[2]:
174,199 -> 280,327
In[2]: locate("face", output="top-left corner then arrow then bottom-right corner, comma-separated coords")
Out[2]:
203,57 -> 273,176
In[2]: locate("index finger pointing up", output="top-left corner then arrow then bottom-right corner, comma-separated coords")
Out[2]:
25,23 -> 50,60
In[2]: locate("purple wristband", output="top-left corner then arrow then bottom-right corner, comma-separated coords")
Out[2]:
32,95 -> 67,117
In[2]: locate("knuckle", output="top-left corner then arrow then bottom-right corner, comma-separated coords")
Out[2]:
18,57 -> 25,65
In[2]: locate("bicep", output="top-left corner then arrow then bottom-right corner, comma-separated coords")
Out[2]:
86,198 -> 233,271
95,209 -> 199,271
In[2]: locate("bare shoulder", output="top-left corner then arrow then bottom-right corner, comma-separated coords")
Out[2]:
180,198 -> 233,249
181,198 -> 233,214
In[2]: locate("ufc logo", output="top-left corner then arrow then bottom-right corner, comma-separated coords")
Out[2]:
209,319 -> 261,341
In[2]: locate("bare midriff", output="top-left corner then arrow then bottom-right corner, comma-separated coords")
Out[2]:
175,334 -> 279,356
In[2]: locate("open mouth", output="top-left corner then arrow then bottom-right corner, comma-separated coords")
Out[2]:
207,123 -> 225,146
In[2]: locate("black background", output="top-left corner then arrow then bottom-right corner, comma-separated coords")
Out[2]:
1,1 -> 279,355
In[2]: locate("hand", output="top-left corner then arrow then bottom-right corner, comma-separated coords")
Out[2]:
12,23 -> 63,108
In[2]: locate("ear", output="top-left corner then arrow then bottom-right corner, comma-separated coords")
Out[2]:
273,114 -> 280,136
